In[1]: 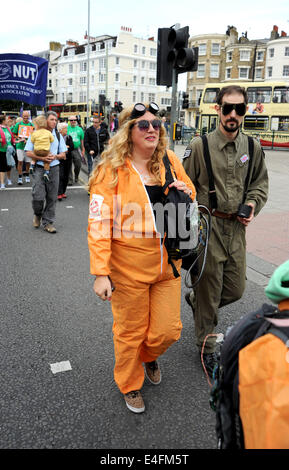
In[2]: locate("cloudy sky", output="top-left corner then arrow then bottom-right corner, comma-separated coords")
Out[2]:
1,0 -> 288,55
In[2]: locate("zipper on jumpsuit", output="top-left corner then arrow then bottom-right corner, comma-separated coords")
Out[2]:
132,164 -> 164,275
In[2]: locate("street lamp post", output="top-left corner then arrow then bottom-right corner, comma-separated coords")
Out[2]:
86,0 -> 90,127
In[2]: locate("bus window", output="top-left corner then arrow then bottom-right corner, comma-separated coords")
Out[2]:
271,116 -> 289,131
273,87 -> 289,103
247,87 -> 272,104
210,116 -> 218,131
201,115 -> 209,134
203,88 -> 220,103
243,116 -> 269,131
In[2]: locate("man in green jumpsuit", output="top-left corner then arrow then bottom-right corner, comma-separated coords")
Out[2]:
183,85 -> 268,377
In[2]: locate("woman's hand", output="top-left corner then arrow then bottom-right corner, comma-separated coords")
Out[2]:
169,180 -> 192,196
93,275 -> 113,301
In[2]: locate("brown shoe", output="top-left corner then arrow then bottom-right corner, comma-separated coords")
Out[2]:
43,224 -> 57,234
33,215 -> 41,228
124,390 -> 145,413
144,360 -> 161,385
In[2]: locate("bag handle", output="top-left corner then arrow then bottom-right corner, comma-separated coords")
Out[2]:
162,152 -> 176,191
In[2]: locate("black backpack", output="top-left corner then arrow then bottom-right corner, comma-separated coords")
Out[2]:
162,153 -> 210,281
210,303 -> 289,449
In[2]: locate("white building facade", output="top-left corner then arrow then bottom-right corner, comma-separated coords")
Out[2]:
265,37 -> 289,82
49,28 -> 171,110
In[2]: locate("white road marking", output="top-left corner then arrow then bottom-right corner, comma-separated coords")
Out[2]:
66,206 -> 74,209
1,209 -> 9,211
50,361 -> 72,374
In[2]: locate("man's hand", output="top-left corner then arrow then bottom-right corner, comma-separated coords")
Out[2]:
89,150 -> 95,155
237,202 -> 255,226
43,153 -> 56,163
93,275 -> 113,301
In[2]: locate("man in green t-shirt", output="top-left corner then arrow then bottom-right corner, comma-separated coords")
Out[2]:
12,110 -> 34,185
67,115 -> 85,184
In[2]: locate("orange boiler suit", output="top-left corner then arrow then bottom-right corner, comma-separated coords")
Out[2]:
87,150 -> 196,394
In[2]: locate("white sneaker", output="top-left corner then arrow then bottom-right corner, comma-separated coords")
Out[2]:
18,177 -> 23,185
0,184 -> 5,189
25,176 -> 30,183
7,179 -> 12,185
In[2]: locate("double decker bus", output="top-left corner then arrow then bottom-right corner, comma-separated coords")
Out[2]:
198,81 -> 289,148
48,103 -> 64,119
60,102 -> 100,127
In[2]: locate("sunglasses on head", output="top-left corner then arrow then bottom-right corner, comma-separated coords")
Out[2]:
132,119 -> 162,131
130,102 -> 159,119
221,102 -> 247,116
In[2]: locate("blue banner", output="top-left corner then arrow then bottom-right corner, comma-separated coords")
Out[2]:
0,53 -> 48,107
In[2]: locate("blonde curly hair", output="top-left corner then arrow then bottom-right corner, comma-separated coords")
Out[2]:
88,104 -> 168,190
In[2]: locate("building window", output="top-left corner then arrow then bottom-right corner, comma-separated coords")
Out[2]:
197,63 -> 205,78
198,43 -> 206,55
79,92 -> 86,102
267,66 -> 273,78
142,47 -> 146,55
91,61 -> 94,69
149,77 -> 156,85
99,73 -> 105,82
210,63 -> 219,78
150,48 -> 157,56
142,60 -> 145,68
283,65 -> 289,77
115,90 -> 119,101
226,51 -> 232,62
133,91 -> 136,102
141,92 -> 144,101
80,62 -> 87,72
149,62 -> 156,70
240,50 -> 250,61
133,59 -> 137,68
80,76 -> 86,84
285,47 -> 289,57
68,78 -> 73,86
141,77 -> 145,85
211,43 -> 220,55
91,75 -> 94,84
133,75 -> 137,84
239,67 -> 249,79
55,79 -> 58,86
255,68 -> 263,80
226,67 -> 232,79
148,93 -> 155,102
256,51 -> 264,61
49,79 -> 52,87
134,44 -> 138,53
68,64 -> 73,73
115,73 -> 119,82
269,48 -> 274,58
99,58 -> 106,69
116,57 -> 120,65
49,67 -> 52,74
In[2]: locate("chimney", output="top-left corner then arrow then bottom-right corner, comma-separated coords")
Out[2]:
281,31 -> 287,37
270,25 -> 279,40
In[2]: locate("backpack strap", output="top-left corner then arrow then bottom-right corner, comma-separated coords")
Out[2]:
201,135 -> 218,210
54,128 -> 61,154
242,136 -> 254,204
266,326 -> 289,344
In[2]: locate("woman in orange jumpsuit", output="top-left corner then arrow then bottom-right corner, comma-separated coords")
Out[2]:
87,103 -> 196,413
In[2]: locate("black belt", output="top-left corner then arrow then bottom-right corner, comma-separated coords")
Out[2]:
36,163 -> 59,168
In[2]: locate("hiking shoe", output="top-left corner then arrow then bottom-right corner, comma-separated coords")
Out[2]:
124,390 -> 145,413
200,352 -> 218,379
18,177 -> 23,185
25,176 -> 30,183
33,215 -> 41,228
144,360 -> 161,385
43,173 -> 50,182
43,224 -> 57,234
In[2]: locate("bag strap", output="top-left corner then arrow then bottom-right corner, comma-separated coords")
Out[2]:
54,128 -> 61,154
201,135 -> 218,210
242,136 -> 254,204
162,152 -> 176,191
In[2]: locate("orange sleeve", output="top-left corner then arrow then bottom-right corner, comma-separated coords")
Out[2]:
167,150 -> 196,201
87,166 -> 116,276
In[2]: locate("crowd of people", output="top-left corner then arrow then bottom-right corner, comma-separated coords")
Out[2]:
1,86 -> 270,417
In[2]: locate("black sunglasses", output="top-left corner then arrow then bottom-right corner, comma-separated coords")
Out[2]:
221,103 -> 247,116
130,102 -> 159,119
132,119 -> 162,131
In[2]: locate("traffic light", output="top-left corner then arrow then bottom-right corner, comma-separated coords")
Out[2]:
182,92 -> 189,109
114,101 -> 123,113
157,26 -> 199,87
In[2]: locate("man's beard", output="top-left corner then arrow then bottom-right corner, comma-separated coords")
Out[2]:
221,118 -> 240,133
